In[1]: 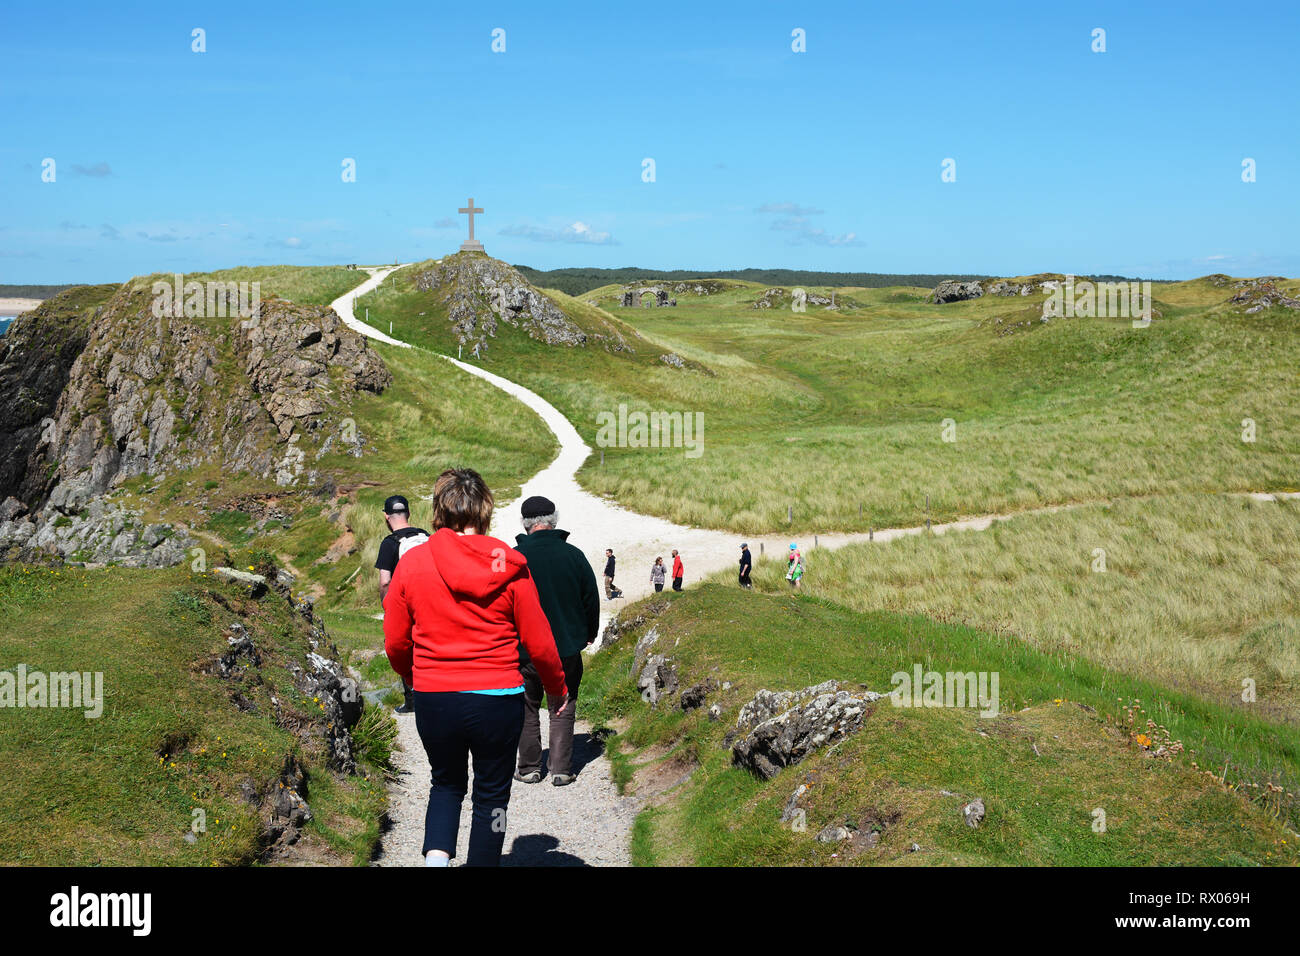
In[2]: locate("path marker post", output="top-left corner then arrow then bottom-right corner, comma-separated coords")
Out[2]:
926,494 -> 931,531
869,526 -> 873,541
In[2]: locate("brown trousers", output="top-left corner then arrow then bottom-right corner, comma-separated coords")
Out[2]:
516,652 -> 584,777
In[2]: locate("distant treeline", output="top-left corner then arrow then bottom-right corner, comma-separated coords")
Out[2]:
512,267 -> 1156,296
0,284 -> 79,299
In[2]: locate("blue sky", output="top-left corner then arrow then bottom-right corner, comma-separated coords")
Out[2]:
2,0 -> 1297,283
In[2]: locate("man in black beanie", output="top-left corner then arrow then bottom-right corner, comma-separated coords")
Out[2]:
512,495 -> 600,786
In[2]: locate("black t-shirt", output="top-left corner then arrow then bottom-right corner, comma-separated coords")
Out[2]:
604,555 -> 615,577
375,527 -> 430,574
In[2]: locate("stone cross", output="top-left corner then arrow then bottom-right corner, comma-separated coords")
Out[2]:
458,198 -> 485,252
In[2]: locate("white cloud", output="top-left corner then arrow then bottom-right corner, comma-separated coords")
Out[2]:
500,220 -> 618,245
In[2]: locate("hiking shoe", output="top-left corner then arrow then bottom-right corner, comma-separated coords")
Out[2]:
551,773 -> 576,787
394,690 -> 415,715
514,770 -> 542,784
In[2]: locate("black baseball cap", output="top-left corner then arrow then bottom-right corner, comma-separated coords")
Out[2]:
383,495 -> 410,515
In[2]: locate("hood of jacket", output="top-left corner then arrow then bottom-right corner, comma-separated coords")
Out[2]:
429,527 -> 526,599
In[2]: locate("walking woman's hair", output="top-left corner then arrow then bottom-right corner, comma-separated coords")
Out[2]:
432,467 -> 494,534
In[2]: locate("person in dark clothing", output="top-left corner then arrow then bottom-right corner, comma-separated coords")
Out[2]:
375,494 -> 429,714
739,543 -> 753,588
512,496 -> 600,786
603,548 -> 617,600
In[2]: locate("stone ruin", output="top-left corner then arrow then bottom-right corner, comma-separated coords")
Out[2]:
619,287 -> 677,308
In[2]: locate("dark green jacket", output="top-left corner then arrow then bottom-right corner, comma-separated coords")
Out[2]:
514,529 -> 600,658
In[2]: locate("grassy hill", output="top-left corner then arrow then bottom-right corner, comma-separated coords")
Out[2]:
583,585 -> 1299,865
355,264 -> 1300,534
0,561 -> 390,865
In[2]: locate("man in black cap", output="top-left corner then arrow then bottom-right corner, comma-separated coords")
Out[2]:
512,495 -> 599,786
739,542 -> 753,589
375,494 -> 429,714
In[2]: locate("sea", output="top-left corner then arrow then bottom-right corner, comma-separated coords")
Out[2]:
0,316 -> 13,336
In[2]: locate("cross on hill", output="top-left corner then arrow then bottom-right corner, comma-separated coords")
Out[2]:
458,198 -> 485,252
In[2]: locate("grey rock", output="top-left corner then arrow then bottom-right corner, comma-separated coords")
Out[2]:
636,653 -> 679,707
732,685 -> 883,779
816,825 -> 850,843
214,567 -> 268,597
735,680 -> 841,733
780,783 -> 809,823
931,280 -> 984,304
962,797 -> 986,828
680,678 -> 716,711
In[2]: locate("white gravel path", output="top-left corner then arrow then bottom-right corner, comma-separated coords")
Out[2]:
374,709 -> 639,867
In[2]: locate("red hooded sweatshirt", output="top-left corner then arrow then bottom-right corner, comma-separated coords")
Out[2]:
672,554 -> 684,579
383,527 -> 568,697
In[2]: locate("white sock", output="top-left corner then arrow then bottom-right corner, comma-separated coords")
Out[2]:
425,850 -> 450,867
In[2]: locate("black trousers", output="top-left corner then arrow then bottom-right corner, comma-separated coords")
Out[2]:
414,690 -> 524,866
739,567 -> 752,587
672,576 -> 683,591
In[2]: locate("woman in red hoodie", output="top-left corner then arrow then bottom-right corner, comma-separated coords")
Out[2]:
384,468 -> 568,866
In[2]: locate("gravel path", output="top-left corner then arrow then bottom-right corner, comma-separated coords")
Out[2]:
373,705 -> 640,867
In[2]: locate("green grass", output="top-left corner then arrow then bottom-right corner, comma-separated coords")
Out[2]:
582,585 -> 1300,865
131,265 -> 366,309
0,564 -> 388,865
356,267 -> 1300,533
781,493 -> 1300,721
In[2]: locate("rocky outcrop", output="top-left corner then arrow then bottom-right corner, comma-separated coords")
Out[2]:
987,279 -> 1036,297
636,654 -> 679,707
0,286 -> 116,507
731,681 -> 885,780
672,281 -> 723,297
680,678 -> 717,711
0,282 -> 390,566
413,253 -> 620,354
1227,280 -> 1300,313
931,280 -> 984,304
211,561 -> 365,793
752,287 -> 833,310
0,496 -> 194,568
